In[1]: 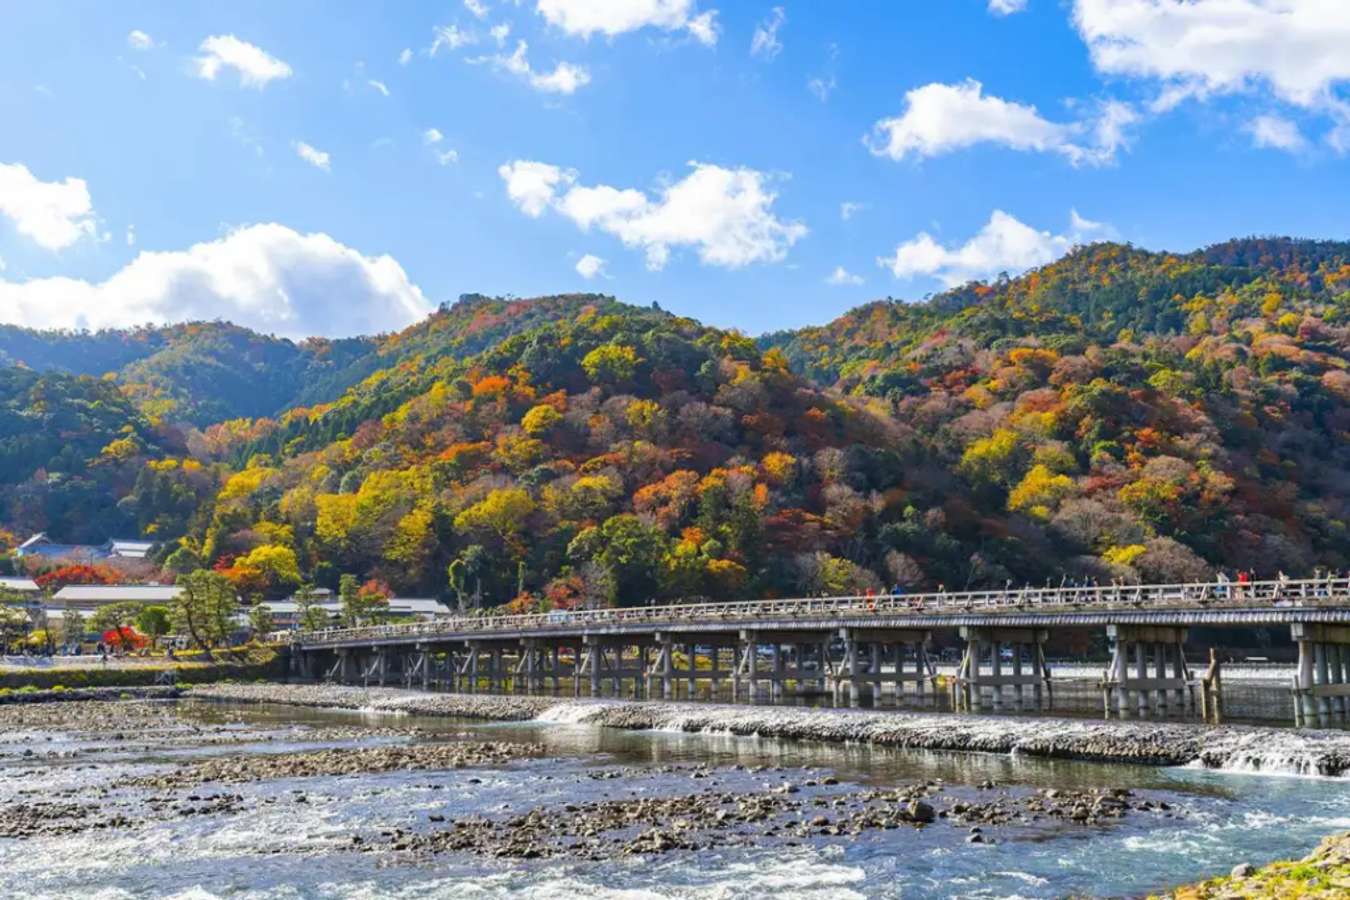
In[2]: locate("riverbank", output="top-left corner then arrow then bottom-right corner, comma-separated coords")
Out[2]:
1159,831 -> 1350,898
188,683 -> 1350,776
0,646 -> 283,690
0,684 -> 182,705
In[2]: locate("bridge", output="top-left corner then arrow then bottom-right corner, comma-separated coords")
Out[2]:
287,577 -> 1350,727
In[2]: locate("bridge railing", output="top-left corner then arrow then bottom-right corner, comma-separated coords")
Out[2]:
292,577 -> 1350,647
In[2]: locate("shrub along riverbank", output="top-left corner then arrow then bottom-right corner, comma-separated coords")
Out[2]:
1158,831 -> 1350,899
0,645 -> 284,692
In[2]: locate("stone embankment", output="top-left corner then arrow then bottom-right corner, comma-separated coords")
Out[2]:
189,683 -> 1350,776
0,685 -> 182,705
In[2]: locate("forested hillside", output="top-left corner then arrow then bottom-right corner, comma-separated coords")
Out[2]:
2,238 -> 1348,608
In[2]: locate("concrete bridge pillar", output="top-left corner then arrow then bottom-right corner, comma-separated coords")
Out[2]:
1292,624 -> 1350,727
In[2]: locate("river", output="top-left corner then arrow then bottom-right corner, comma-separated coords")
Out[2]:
1,696 -> 1347,899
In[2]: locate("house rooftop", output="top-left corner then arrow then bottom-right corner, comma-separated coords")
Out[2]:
53,584 -> 182,603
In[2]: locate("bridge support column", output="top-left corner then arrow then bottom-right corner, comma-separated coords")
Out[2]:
648,635 -> 674,699
404,648 -> 429,690
579,635 -> 602,697
831,629 -> 936,708
748,633 -> 761,702
1102,625 -> 1196,719
957,627 -> 1052,712
517,640 -> 539,694
1292,624 -> 1350,727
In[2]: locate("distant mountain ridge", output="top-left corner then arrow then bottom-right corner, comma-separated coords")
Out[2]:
2,237 -> 1347,601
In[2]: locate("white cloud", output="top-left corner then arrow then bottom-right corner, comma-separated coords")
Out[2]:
368,79 -> 390,97
398,48 -> 413,66
1246,114 -> 1306,152
1073,0 -> 1350,111
826,266 -> 863,286
879,209 -> 1110,286
500,159 -> 806,270
431,24 -> 478,55
0,162 -> 97,251
840,201 -> 866,221
425,131 -> 460,165
808,75 -> 836,102
750,7 -> 785,60
490,23 -> 512,46
194,34 -> 292,88
294,141 -> 332,172
0,224 -> 430,339
575,253 -> 606,278
473,41 -> 590,94
499,161 -> 572,217
867,79 -> 1135,166
126,225 -> 136,247
127,30 -> 155,51
537,0 -> 719,46
465,0 -> 490,19
988,0 -> 1028,15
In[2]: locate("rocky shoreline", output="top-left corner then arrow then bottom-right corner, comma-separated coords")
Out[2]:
1158,831 -> 1350,898
0,685 -> 183,705
374,775 -> 1174,860
189,683 -> 1350,776
130,740 -> 541,789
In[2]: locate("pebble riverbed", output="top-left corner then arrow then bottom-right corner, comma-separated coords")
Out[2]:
1,687 -> 1348,898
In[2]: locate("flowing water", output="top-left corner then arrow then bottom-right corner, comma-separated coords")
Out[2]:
1,699 -> 1348,899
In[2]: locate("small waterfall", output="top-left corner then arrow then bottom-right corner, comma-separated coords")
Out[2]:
533,701 -> 608,724
1193,730 -> 1350,777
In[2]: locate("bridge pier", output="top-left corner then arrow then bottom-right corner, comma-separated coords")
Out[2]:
1291,624 -> 1350,727
1102,625 -> 1196,718
831,628 -> 937,707
577,635 -> 645,697
956,627 -> 1051,711
734,630 -> 830,704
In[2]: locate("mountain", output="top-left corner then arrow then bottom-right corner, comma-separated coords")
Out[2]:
2,238 -> 1348,605
0,293 -> 631,428
0,321 -> 376,426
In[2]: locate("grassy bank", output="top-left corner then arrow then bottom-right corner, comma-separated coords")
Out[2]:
1158,831 -> 1350,898
0,645 -> 284,692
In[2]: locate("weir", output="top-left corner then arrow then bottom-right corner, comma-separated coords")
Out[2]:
287,577 -> 1350,727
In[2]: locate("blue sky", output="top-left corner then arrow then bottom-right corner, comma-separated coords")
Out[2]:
1,1 -> 1349,339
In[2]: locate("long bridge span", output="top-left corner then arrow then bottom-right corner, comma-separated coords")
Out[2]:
287,578 -> 1350,726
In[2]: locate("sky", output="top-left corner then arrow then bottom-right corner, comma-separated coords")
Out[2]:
1,0 -> 1349,340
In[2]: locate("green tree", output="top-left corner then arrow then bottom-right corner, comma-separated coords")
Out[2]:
339,574 -> 390,627
172,570 -> 239,652
248,602 -> 275,638
0,599 -> 28,651
137,605 -> 172,642
60,608 -> 86,647
594,514 -> 667,605
164,544 -> 203,575
293,582 -> 330,632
